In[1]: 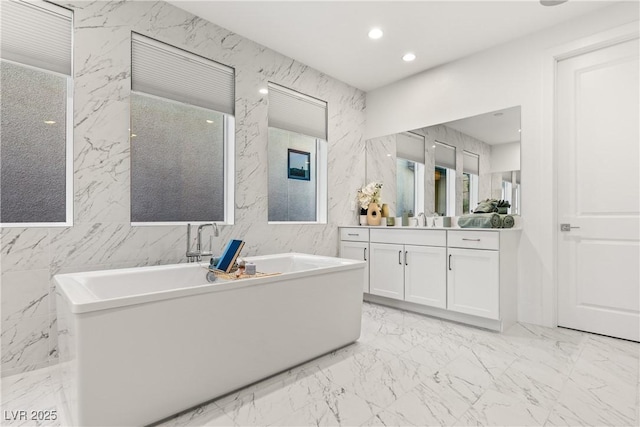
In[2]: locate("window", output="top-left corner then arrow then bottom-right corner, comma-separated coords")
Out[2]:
396,132 -> 425,217
130,34 -> 235,224
463,151 -> 479,214
0,0 -> 72,226
267,83 -> 327,223
435,142 -> 456,216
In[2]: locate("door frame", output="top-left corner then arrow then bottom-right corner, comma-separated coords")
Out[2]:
544,21 -> 639,328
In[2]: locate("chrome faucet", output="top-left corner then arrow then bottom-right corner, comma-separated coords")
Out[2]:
186,223 -> 219,262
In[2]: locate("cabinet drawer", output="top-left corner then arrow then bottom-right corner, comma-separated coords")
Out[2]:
370,228 -> 446,247
448,230 -> 499,250
340,227 -> 369,242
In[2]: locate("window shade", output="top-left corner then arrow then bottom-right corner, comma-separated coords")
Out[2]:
268,83 -> 327,140
435,142 -> 456,169
132,33 -> 235,115
1,0 -> 72,75
463,151 -> 480,175
396,132 -> 425,164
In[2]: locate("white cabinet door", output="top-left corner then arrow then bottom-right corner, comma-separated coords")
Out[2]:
369,243 -> 404,300
339,241 -> 369,293
404,245 -> 447,309
447,248 -> 499,319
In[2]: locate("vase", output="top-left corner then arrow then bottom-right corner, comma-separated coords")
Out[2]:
367,202 -> 382,226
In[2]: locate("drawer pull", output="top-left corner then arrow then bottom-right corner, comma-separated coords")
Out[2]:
363,248 -> 367,261
405,251 -> 408,266
347,233 -> 359,237
449,254 -> 452,271
398,251 -> 402,265
462,238 -> 481,242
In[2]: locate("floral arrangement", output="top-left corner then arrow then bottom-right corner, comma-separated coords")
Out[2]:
357,181 -> 383,211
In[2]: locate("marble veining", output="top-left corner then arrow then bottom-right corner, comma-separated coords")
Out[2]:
1,0 -> 365,376
2,303 -> 638,426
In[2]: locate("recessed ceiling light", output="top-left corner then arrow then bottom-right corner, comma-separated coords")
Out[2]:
493,112 -> 504,117
259,88 -> 268,95
402,53 -> 416,62
386,153 -> 391,157
44,120 -> 56,124
206,119 -> 214,123
540,0 -> 568,6
368,28 -> 383,40
432,145 -> 436,148
518,129 -> 522,133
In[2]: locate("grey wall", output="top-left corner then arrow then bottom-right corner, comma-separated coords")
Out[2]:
0,0 -> 365,377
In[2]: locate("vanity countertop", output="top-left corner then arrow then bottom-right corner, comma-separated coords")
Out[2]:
339,225 -> 521,231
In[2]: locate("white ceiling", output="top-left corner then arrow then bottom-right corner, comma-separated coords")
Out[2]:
169,0 -> 615,92
443,106 -> 521,145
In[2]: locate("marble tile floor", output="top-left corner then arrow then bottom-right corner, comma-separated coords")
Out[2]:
2,302 -> 638,426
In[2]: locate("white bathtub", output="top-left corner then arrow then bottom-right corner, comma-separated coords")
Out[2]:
55,253 -> 365,426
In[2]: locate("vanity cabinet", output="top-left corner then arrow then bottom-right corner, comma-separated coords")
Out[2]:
447,230 -> 501,319
339,226 -> 520,331
339,228 -> 369,293
369,229 -> 447,308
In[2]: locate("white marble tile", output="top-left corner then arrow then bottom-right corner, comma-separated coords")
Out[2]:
1,270 -> 50,324
271,387 -> 379,427
1,316 -> 50,376
490,358 -> 568,409
456,388 -> 550,426
0,229 -> 50,273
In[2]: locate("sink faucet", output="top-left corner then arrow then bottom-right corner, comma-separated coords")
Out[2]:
186,223 -> 219,262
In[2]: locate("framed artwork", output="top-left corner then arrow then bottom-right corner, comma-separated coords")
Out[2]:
287,149 -> 310,181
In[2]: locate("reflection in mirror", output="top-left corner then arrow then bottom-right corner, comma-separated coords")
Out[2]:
366,106 -> 521,219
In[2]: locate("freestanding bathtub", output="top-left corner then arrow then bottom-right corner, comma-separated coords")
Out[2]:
55,252 -> 365,426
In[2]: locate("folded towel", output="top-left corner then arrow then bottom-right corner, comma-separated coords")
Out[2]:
501,214 -> 515,228
474,200 -> 498,213
457,213 -> 501,228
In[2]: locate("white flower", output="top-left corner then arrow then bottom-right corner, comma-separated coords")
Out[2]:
357,181 -> 383,210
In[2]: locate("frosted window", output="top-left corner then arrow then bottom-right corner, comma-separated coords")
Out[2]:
1,61 -> 67,223
130,93 -> 225,222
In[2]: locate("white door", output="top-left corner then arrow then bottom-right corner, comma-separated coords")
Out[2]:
404,245 -> 447,308
447,248 -> 499,320
557,36 -> 640,342
369,243 -> 404,300
339,241 -> 369,293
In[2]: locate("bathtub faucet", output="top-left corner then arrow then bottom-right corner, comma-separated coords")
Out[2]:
186,223 -> 219,262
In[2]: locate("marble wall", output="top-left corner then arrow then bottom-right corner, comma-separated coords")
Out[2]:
0,0 -> 366,377
365,135 -> 397,217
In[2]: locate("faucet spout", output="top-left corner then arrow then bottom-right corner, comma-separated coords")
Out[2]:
186,223 -> 219,262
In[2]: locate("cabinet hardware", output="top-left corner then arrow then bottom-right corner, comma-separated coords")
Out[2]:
363,248 -> 367,261
462,238 -> 481,242
398,251 -> 402,265
449,254 -> 452,270
405,251 -> 408,266
347,233 -> 359,236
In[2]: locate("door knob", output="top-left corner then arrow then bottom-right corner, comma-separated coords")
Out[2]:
560,223 -> 580,232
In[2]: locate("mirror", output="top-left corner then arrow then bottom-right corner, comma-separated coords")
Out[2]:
366,106 -> 521,218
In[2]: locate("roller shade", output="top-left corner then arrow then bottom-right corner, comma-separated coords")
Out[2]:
268,83 -> 327,140
132,33 -> 235,115
463,151 -> 480,175
1,0 -> 72,75
396,132 -> 425,164
435,142 -> 456,169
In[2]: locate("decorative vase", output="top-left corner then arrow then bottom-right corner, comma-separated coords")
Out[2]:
367,202 -> 382,226
381,203 -> 390,218
359,215 -> 368,226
